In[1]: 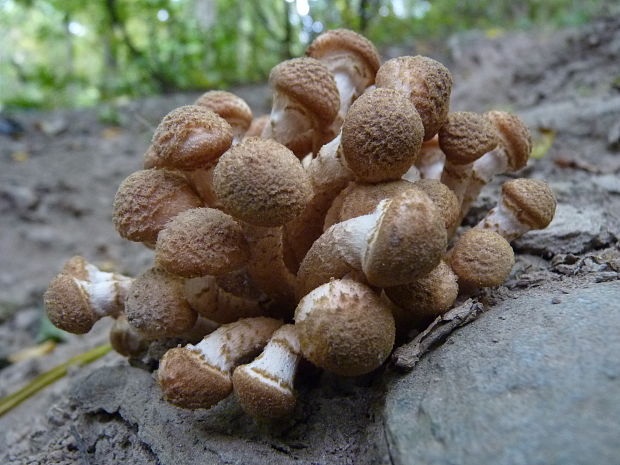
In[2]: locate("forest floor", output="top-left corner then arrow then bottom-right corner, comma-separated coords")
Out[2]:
1,16 -> 619,465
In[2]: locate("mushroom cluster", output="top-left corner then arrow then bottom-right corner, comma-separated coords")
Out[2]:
44,29 -> 556,420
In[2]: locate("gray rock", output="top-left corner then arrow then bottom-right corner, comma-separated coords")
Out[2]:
384,281 -> 620,465
513,204 -> 618,256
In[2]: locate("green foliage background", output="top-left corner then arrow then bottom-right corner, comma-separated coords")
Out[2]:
0,0 -> 611,109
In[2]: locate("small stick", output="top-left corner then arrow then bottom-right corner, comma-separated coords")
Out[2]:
391,299 -> 485,372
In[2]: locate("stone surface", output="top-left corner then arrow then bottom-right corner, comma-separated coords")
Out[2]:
513,204 -> 618,256
384,281 -> 620,465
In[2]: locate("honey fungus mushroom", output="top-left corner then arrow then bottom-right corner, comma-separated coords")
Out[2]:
155,208 -> 250,278
294,279 -> 395,376
194,91 -> 253,143
306,29 -> 381,130
375,55 -> 452,141
158,317 -> 282,409
263,57 -> 340,156
113,169 -> 202,244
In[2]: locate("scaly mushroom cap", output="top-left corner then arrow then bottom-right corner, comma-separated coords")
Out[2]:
109,314 -> 149,357
125,268 -> 196,339
44,274 -> 98,334
324,180 -> 415,229
148,105 -> 233,170
213,137 -> 312,227
364,189 -> 447,287
411,179 -> 460,231
155,208 -> 250,278
269,57 -> 340,126
244,115 -> 270,138
486,111 -> 532,171
449,229 -> 515,289
502,178 -> 556,229
194,91 -> 253,132
385,260 -> 459,324
341,88 -> 424,182
375,56 -> 452,141
306,28 -> 381,82
439,112 -> 498,165
60,255 -> 89,280
294,280 -> 395,376
113,169 -> 202,243
159,348 -> 232,409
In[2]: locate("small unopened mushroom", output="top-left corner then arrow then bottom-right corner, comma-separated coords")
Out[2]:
263,57 -> 340,156
306,29 -> 381,131
460,111 -> 532,218
341,88 -> 424,183
375,56 -> 452,141
411,179 -> 460,231
155,207 -> 249,278
213,137 -> 312,227
384,260 -> 459,330
294,280 -> 395,376
447,229 -> 515,292
475,178 -> 556,241
297,189 -> 447,296
146,105 -> 233,171
158,317 -> 282,409
439,111 -> 498,205
125,268 -> 197,339
44,258 -> 133,334
109,314 -> 150,357
113,169 -> 202,243
194,91 -> 253,143
232,324 -> 301,419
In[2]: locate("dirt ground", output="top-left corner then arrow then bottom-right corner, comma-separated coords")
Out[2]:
0,16 -> 619,465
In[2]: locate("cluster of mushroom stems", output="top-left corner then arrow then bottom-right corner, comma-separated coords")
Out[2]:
44,29 -> 556,420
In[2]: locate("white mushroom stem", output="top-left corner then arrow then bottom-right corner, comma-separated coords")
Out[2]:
460,146 -> 509,217
184,167 -> 218,207
440,161 -> 476,206
79,277 -> 133,318
416,142 -> 445,180
401,164 -> 421,182
475,199 -> 531,242
262,92 -> 314,149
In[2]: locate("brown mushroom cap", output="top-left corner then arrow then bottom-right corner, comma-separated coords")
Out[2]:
502,178 -> 556,229
341,88 -> 424,183
113,169 -> 202,243
294,280 -> 395,376
148,105 -> 233,170
375,56 -> 452,141
485,111 -> 532,171
60,255 -> 90,280
269,57 -> 340,126
194,91 -> 253,132
385,260 -> 459,326
364,188 -> 447,287
109,314 -> 149,357
232,368 -> 296,419
439,112 -> 498,165
125,268 -> 196,339
44,274 -> 98,334
306,29 -> 381,80
449,229 -> 515,289
244,115 -> 270,138
213,137 -> 312,227
155,208 -> 249,278
412,179 -> 460,231
159,348 -> 232,409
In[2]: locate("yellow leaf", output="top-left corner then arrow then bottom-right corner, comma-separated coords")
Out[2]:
11,151 -> 30,162
531,128 -> 556,159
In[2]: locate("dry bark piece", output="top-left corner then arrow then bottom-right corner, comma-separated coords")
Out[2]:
194,90 -> 253,142
297,188 -> 447,296
439,111 -> 498,205
44,257 -> 133,334
306,29 -> 381,130
146,105 -> 233,170
125,268 -> 197,339
213,137 -> 312,227
232,324 -> 301,419
461,111 -> 532,218
113,169 -> 202,243
375,55 -> 452,141
155,207 -> 249,278
158,317 -> 282,409
294,280 -> 395,376
448,229 -> 515,292
341,88 -> 424,183
476,178 -> 556,241
264,57 -> 340,156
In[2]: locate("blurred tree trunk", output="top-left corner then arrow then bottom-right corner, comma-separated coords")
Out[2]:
283,0 -> 292,59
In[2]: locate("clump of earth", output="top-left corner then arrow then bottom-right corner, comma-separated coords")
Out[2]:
1,16 -> 619,465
